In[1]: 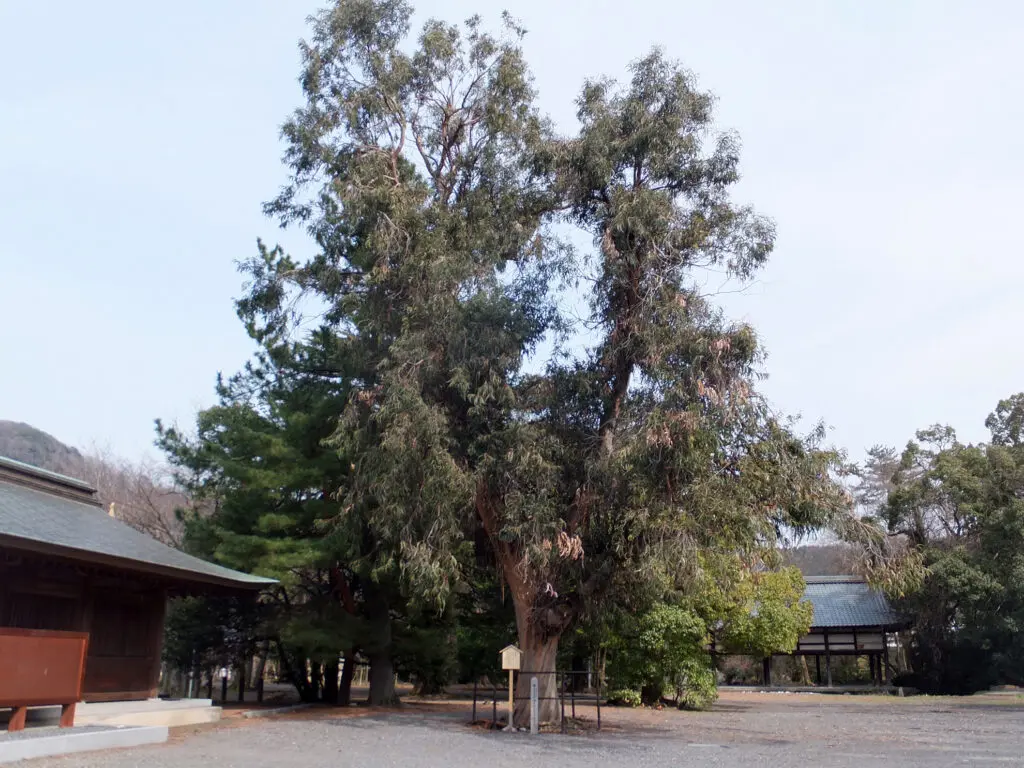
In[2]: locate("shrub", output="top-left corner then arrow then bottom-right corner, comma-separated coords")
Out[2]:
675,658 -> 718,711
606,689 -> 642,707
607,604 -> 717,708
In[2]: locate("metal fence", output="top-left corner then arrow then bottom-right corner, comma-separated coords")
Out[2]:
470,670 -> 603,733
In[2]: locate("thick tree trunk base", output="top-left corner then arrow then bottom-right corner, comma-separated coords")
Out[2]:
251,642 -> 269,689
513,631 -> 560,727
338,649 -> 356,707
368,653 -> 400,707
322,657 -> 339,704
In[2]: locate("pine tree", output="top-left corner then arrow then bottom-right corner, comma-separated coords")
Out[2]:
159,335 -> 373,704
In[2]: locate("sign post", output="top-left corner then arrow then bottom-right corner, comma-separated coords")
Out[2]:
499,645 -> 522,731
530,677 -> 539,735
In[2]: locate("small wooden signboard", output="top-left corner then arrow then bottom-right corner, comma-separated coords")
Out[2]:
499,645 -> 521,729
500,644 -> 521,671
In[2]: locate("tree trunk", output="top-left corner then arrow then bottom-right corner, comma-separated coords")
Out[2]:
338,648 -> 356,707
322,656 -> 339,704
309,661 -> 322,702
513,621 -> 560,727
476,486 -> 566,727
170,668 -> 183,698
275,639 -> 316,703
368,653 -> 398,706
366,589 -> 399,707
250,640 -> 269,689
799,655 -> 812,686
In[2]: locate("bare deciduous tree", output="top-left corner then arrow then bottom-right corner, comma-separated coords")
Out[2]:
70,447 -> 189,548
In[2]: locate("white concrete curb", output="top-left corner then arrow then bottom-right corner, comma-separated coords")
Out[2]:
0,726 -> 168,764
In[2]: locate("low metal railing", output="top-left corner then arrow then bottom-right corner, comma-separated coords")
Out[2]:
470,670 -> 603,732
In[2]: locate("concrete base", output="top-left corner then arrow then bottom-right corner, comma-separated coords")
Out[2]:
78,699 -> 222,727
11,699 -> 222,729
0,725 -> 168,764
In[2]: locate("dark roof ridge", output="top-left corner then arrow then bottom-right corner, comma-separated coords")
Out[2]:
0,455 -> 99,506
804,575 -> 866,584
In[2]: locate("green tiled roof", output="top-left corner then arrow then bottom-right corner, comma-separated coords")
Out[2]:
804,576 -> 905,629
0,457 -> 275,590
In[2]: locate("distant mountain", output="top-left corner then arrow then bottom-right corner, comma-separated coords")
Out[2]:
0,420 -> 185,546
0,420 -> 86,475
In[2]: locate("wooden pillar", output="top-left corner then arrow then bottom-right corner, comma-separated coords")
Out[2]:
868,654 -> 876,685
762,657 -> 771,686
882,631 -> 890,685
147,590 -> 168,698
824,630 -> 833,688
0,565 -> 7,624
815,655 -> 822,685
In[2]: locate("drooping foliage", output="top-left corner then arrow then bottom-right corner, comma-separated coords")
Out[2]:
165,0 -> 910,719
472,47 -> 900,720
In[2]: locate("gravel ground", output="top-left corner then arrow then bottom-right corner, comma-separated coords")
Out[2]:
23,692 -> 1024,767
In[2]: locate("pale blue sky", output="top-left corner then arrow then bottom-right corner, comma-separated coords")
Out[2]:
2,1 -> 1022,464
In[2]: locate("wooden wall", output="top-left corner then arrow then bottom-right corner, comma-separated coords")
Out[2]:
0,551 -> 167,701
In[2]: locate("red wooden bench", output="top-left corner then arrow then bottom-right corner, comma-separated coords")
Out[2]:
0,628 -> 89,732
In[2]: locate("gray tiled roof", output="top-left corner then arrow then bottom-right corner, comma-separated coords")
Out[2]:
0,469 -> 275,589
804,576 -> 904,629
